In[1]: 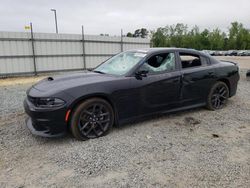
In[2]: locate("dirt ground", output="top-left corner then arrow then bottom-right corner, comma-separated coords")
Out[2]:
0,57 -> 249,188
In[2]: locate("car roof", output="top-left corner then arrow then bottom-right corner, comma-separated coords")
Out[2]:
126,47 -> 219,65
128,47 -> 208,56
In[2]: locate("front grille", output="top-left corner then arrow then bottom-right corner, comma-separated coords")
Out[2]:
28,96 -> 38,106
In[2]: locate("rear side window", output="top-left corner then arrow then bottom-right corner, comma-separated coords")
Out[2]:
179,52 -> 208,69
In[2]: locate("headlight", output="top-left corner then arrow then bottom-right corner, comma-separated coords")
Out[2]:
34,98 -> 65,108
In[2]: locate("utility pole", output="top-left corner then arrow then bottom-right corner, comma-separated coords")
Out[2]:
51,9 -> 58,34
121,29 -> 123,52
30,22 -> 37,75
81,25 -> 86,69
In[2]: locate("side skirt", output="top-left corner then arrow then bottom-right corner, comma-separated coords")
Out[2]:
118,103 -> 206,126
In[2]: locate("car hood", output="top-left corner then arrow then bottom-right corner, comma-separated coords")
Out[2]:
32,71 -> 117,92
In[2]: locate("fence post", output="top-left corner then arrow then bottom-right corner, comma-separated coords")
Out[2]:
150,40 -> 153,48
81,25 -> 86,69
30,22 -> 37,75
120,29 -> 123,52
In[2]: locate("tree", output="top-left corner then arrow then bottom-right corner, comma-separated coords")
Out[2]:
226,22 -> 250,50
140,28 -> 149,38
228,22 -> 243,49
151,28 -> 167,47
208,29 -> 226,50
168,23 -> 188,47
200,29 -> 210,50
133,28 -> 149,38
237,28 -> 249,49
126,28 -> 149,38
151,22 -> 250,50
185,25 -> 201,49
133,29 -> 141,37
126,32 -> 133,37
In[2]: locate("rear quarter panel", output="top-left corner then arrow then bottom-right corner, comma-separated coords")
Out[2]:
213,61 -> 240,97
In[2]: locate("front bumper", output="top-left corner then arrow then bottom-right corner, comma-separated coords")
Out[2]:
24,97 -> 68,137
26,118 -> 65,137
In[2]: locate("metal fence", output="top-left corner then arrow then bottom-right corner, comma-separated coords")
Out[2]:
0,29 -> 150,77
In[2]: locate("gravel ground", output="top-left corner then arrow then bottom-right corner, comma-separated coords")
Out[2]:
0,59 -> 250,187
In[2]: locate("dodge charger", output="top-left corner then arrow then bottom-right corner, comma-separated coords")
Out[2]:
24,48 -> 239,140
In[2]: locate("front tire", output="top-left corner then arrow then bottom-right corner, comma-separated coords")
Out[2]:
206,81 -> 229,110
70,98 -> 114,140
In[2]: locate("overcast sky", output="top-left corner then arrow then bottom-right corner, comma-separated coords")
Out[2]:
0,0 -> 249,35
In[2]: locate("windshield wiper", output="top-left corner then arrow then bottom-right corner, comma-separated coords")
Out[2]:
92,70 -> 105,74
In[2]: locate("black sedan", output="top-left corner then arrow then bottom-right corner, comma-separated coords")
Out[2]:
24,48 -> 239,140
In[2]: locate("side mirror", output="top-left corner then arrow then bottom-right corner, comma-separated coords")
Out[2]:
135,70 -> 148,80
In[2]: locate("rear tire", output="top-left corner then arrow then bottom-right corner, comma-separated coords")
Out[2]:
70,98 -> 114,140
206,81 -> 229,110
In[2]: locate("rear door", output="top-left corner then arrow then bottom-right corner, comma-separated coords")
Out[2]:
177,51 -> 216,106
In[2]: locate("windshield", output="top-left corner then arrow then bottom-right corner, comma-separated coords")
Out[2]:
94,51 -> 147,75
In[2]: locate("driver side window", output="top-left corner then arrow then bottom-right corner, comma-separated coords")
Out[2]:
139,53 -> 176,74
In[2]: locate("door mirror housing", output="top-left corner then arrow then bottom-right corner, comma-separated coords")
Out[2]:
135,70 -> 148,80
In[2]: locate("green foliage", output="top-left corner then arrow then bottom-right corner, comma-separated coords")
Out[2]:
150,28 -> 167,47
126,32 -> 133,37
126,28 -> 149,38
151,22 -> 250,50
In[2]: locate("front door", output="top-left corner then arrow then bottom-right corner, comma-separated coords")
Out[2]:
134,52 -> 182,115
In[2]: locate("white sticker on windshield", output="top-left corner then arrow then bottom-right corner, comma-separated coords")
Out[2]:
134,53 -> 147,57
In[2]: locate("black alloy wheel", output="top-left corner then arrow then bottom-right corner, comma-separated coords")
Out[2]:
207,81 -> 229,110
70,98 -> 114,140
